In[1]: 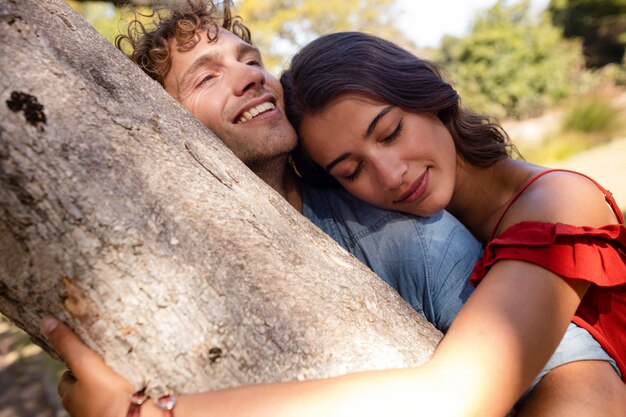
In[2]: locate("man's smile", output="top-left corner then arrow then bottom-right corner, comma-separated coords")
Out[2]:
235,98 -> 276,124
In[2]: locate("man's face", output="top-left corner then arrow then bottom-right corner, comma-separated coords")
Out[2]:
163,29 -> 296,167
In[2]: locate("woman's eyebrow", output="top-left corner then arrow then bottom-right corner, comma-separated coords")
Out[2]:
364,105 -> 393,138
325,153 -> 350,172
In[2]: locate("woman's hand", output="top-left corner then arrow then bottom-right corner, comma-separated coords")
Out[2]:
41,317 -> 136,417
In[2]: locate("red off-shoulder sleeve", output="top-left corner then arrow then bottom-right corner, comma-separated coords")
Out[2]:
470,221 -> 626,381
470,222 -> 626,287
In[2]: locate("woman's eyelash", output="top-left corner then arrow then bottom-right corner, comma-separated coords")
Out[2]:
382,120 -> 403,143
343,120 -> 403,182
345,164 -> 363,182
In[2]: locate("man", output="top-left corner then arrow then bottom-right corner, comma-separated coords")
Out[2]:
115,0 -> 479,331
44,1 -> 624,416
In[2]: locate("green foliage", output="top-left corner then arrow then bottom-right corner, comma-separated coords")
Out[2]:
234,0 -> 415,73
549,0 -> 626,67
437,0 -> 584,119
65,1 -> 153,47
523,131 -> 594,162
65,0 -> 413,73
561,94 -> 622,133
521,93 -> 625,163
66,1 -> 121,44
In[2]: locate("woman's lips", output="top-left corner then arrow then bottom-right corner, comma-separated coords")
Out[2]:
394,169 -> 429,205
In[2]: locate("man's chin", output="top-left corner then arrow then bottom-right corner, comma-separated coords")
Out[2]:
218,123 -> 296,162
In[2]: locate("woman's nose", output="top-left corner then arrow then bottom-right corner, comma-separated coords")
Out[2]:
373,157 -> 406,190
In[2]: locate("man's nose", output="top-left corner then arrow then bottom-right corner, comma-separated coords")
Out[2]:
373,157 -> 405,190
233,62 -> 265,95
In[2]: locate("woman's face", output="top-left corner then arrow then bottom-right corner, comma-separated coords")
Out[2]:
300,95 -> 458,217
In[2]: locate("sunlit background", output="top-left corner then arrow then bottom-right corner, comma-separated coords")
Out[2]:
62,0 -> 626,178
53,0 -> 626,249
397,0 -> 550,47
2,1 -> 626,416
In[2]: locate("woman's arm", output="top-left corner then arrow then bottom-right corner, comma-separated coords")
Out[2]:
431,259 -> 589,416
44,317 -> 449,417
44,259 -> 585,417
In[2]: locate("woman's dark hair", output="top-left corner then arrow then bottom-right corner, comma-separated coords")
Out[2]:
281,32 -> 513,187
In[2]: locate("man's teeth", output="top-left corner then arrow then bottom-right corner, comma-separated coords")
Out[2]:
237,102 -> 275,123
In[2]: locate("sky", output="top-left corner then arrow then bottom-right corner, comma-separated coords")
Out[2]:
396,0 -> 551,47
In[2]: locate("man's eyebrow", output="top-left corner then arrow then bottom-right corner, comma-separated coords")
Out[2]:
179,52 -> 219,90
364,105 -> 394,138
237,42 -> 261,60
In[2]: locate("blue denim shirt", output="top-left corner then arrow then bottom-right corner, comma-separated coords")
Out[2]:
302,185 -> 482,332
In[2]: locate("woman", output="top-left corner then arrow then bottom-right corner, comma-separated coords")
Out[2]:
282,31 -> 626,414
45,32 -> 625,417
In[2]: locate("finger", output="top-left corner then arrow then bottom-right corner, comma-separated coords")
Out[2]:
57,369 -> 76,398
41,316 -> 106,381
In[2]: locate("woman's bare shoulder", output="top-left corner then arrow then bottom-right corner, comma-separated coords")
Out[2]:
500,170 -> 616,230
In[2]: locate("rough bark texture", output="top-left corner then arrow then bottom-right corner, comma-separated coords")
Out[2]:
0,0 -> 442,398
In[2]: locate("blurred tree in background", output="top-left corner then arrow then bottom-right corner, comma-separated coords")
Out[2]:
549,0 -> 626,68
62,0 -> 626,140
65,0 -> 156,47
234,0 -> 415,72
437,0 -> 583,119
66,0 -> 123,43
66,0 -> 415,73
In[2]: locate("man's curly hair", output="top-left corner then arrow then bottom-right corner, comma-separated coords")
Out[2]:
115,0 -> 251,86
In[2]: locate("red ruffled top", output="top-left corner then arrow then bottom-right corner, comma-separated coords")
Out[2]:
469,170 -> 626,381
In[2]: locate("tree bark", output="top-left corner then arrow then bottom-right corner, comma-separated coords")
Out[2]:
0,0 -> 441,398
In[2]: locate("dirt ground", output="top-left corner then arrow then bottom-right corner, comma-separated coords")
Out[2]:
0,318 -> 66,417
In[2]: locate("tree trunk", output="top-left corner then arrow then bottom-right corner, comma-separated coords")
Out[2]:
0,0 -> 441,398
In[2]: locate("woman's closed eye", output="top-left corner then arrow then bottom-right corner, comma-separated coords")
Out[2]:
381,120 -> 403,144
345,163 -> 363,182
341,120 -> 403,182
